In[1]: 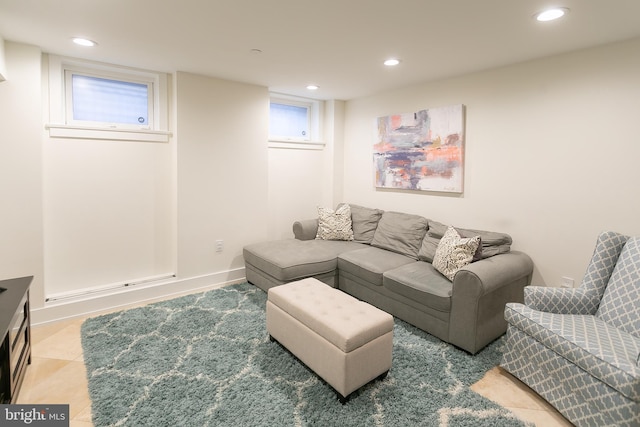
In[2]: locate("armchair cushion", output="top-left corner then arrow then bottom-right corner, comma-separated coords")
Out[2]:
575,231 -> 629,304
596,237 -> 640,337
505,303 -> 640,401
524,287 -> 601,315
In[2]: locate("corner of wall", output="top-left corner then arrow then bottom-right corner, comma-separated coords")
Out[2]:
0,35 -> 7,81
324,100 -> 346,206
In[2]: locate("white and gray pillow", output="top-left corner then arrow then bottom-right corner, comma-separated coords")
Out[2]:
315,204 -> 354,241
433,226 -> 481,281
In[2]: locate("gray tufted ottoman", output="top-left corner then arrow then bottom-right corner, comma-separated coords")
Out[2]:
266,277 -> 393,403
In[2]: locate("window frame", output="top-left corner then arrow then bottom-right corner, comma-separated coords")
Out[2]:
269,93 -> 323,146
64,68 -> 155,129
46,55 -> 171,143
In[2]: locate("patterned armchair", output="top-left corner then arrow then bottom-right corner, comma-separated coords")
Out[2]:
501,231 -> 640,427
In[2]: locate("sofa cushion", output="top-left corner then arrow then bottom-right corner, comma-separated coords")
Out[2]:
338,247 -> 416,286
458,227 -> 511,258
596,237 -> 640,338
243,239 -> 366,282
418,220 -> 447,263
349,204 -> 384,244
505,303 -> 640,401
432,227 -> 480,281
418,220 -> 511,262
383,262 -> 452,312
370,211 -> 428,260
315,204 -> 354,241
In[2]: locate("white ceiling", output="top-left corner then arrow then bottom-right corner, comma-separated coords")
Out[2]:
1,0 -> 639,100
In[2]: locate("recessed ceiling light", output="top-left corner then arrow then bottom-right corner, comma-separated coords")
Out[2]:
72,37 -> 97,47
535,7 -> 569,22
306,84 -> 319,90
384,59 -> 400,66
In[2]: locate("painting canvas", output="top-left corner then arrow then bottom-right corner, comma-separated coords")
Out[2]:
374,104 -> 465,193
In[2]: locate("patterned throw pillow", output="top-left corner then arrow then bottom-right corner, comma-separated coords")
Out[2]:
433,226 -> 480,281
315,204 -> 354,241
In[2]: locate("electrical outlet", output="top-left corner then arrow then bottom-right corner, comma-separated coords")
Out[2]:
215,240 -> 224,253
561,276 -> 574,288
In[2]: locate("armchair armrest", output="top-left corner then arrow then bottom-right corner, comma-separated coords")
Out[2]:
292,219 -> 318,241
449,251 -> 533,353
524,286 -> 600,315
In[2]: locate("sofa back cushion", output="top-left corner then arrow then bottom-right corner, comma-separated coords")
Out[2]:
349,204 -> 384,244
596,237 -> 640,338
418,220 -> 512,263
419,221 -> 448,263
371,211 -> 428,260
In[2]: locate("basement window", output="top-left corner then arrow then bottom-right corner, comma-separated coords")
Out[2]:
269,93 -> 322,147
270,102 -> 309,140
46,56 -> 171,142
66,73 -> 152,127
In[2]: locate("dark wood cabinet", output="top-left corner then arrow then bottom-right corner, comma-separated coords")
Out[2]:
0,276 -> 32,403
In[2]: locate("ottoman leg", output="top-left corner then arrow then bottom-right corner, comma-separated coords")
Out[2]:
338,392 -> 350,405
337,370 -> 389,404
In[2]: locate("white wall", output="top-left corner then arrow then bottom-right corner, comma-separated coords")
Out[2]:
326,100 -> 346,207
267,147 -> 326,239
42,137 -> 175,297
343,37 -> 640,287
40,56 -> 175,299
1,46 -> 275,323
266,100 -> 346,240
0,35 -> 7,81
0,42 -> 45,306
175,72 -> 269,278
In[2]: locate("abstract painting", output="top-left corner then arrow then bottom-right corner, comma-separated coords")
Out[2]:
374,104 -> 465,193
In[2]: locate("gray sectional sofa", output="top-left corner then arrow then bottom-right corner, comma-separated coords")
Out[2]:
243,204 -> 534,354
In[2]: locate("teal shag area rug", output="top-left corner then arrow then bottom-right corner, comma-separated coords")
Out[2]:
81,283 -> 529,427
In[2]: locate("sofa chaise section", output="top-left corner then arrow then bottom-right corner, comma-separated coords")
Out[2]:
244,238 -> 367,290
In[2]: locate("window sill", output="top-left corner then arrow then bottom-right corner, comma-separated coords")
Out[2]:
46,124 -> 172,143
268,139 -> 325,150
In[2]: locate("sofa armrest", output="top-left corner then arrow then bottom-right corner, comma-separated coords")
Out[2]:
292,219 -> 318,241
448,251 -> 533,353
524,286 -> 600,315
454,251 -> 534,296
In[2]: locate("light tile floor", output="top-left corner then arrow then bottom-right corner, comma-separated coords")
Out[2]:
17,297 -> 574,427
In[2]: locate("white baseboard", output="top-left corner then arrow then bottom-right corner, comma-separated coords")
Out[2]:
30,267 -> 247,326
